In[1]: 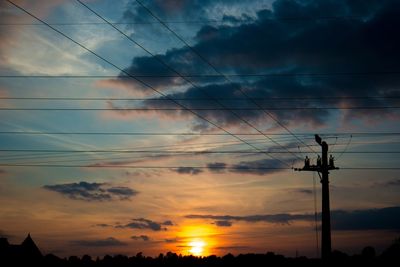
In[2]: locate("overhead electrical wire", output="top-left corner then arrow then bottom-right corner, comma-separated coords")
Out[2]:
6,0 -> 294,167
0,15 -> 373,26
75,0 -> 301,163
3,1 -> 400,171
1,71 -> 400,78
0,149 -> 398,154
134,0 -> 318,155
1,96 -> 400,101
0,106 -> 399,111
0,131 -> 399,136
0,163 -> 398,170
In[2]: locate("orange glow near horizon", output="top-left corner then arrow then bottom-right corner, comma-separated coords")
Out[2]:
188,239 -> 206,256
174,224 -> 218,256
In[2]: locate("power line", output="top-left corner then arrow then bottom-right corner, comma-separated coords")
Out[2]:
0,163 -> 398,170
76,0 -> 299,164
1,106 -> 399,111
0,137 -> 280,160
134,0 -> 317,155
0,149 -> 398,154
1,71 -> 400,78
0,131 -> 398,136
6,0 -> 292,168
0,15 -> 377,27
1,96 -> 400,101
335,134 -> 353,160
0,139 -> 322,162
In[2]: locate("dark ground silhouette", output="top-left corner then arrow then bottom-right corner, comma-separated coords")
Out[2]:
1,234 -> 400,266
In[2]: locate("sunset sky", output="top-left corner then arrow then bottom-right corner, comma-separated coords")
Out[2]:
0,0 -> 400,258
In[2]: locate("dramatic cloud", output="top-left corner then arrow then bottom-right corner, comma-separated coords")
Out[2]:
174,167 -> 203,175
131,235 -> 150,241
71,237 -> 126,247
116,218 -> 173,231
107,0 -> 400,130
186,206 -> 400,230
43,182 -> 138,201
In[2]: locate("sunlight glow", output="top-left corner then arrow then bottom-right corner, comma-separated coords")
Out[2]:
172,224 -> 218,256
188,240 -> 206,256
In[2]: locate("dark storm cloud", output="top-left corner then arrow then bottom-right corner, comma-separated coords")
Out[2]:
117,218 -> 172,231
43,181 -> 138,201
131,235 -> 150,241
186,206 -> 400,230
214,220 -> 233,227
111,0 -> 400,129
174,167 -> 203,175
71,237 -> 126,247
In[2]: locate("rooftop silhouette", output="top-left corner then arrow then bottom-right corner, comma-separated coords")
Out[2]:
0,233 -> 42,264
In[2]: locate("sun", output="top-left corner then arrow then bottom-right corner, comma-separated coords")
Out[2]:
188,240 -> 206,256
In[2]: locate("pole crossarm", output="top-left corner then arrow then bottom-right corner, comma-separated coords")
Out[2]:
293,134 -> 339,260
294,166 -> 339,172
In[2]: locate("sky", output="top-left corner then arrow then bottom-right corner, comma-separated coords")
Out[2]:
0,0 -> 400,258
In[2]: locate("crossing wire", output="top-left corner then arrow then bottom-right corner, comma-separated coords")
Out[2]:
0,107 -> 399,111
134,0 -> 318,155
1,96 -> 400,100
75,0 -> 301,163
0,163 -> 398,170
5,0 -> 293,167
0,131 -> 399,136
1,71 -> 400,78
0,15 -> 378,26
0,149 -> 398,154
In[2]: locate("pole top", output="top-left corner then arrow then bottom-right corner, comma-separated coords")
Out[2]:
315,134 -> 322,145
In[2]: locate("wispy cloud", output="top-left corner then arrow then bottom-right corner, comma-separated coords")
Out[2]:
131,235 -> 150,241
214,220 -> 233,227
186,206 -> 400,230
174,167 -> 203,175
116,218 -> 173,231
43,181 -> 138,201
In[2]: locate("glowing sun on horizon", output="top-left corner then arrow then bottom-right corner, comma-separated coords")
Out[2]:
188,240 -> 206,256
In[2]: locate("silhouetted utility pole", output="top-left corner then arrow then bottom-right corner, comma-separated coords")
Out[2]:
294,134 -> 339,260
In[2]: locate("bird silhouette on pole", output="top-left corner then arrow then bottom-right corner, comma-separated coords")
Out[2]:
294,134 -> 339,260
